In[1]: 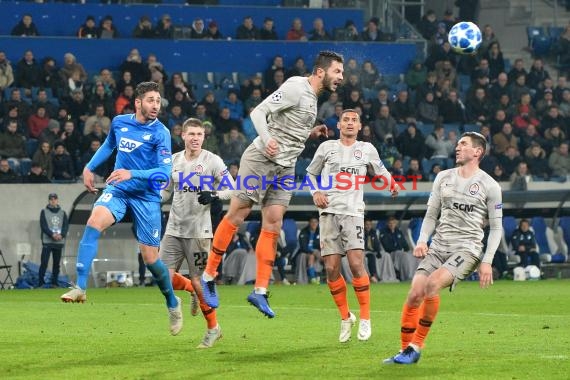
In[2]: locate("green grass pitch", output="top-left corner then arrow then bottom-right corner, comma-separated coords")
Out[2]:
1,280 -> 569,379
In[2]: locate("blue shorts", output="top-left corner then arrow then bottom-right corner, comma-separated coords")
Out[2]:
94,187 -> 162,247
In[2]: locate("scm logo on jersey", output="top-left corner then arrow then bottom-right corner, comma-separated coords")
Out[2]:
453,202 -> 474,212
118,138 -> 143,152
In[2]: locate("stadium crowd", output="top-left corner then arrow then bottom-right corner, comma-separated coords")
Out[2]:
0,7 -> 570,187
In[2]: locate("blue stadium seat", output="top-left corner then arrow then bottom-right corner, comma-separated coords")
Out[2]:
530,217 -> 551,254
463,124 -> 480,133
375,219 -> 386,234
282,218 -> 299,253
526,26 -> 545,47
548,26 -> 564,43
502,216 -> 517,243
407,217 -> 423,246
531,35 -> 552,58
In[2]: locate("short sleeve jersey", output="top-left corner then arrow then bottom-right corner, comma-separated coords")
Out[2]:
306,140 -> 392,217
252,76 -> 317,167
102,114 -> 172,201
428,168 -> 503,255
164,149 -> 230,238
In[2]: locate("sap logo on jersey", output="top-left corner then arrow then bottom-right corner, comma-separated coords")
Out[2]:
453,202 -> 474,212
118,137 -> 143,152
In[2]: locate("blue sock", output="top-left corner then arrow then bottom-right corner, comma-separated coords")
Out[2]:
76,226 -> 101,290
146,259 -> 177,308
307,267 -> 316,279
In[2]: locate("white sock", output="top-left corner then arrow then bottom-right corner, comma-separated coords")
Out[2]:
203,273 -> 215,282
254,287 -> 267,295
409,343 -> 420,352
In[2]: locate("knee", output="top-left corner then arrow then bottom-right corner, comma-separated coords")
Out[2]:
324,263 -> 339,278
407,287 -> 425,306
424,278 -> 441,296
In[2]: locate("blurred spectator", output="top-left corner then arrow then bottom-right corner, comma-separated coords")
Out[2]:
115,85 -> 135,116
119,49 -> 150,84
33,88 -> 58,119
344,89 -> 364,110
309,17 -> 331,41
466,87 -> 491,123
200,91 -> 221,120
548,142 -> 570,177
541,105 -> 566,133
38,120 -> 60,147
52,142 -> 74,181
338,19 -> 361,41
526,58 -> 550,92
133,15 -> 154,39
379,216 -> 420,281
89,84 -> 114,117
287,57 -> 309,78
190,18 -> 207,39
507,58 -> 527,85
317,92 -> 339,121
39,57 -> 61,98
24,162 -> 50,183
491,164 -> 509,181
438,90 -> 465,124
498,145 -> 522,177
98,15 -> 118,39
215,107 -> 240,135
169,89 -> 195,118
424,41 -> 456,71
82,122 -> 107,153
219,126 -> 248,165
492,122 -> 518,155
0,120 -> 27,164
441,9 -> 457,32
0,159 -> 20,183
544,125 -> 566,150
11,14 -> 39,36
286,17 -> 308,41
510,161 -> 531,190
430,22 -> 448,51
535,89 -> 557,118
296,215 -> 322,284
0,51 -> 14,94
80,140 -> 108,182
59,120 -> 82,175
240,73 -> 264,101
372,104 -> 398,141
244,88 -> 263,113
391,90 -> 415,124
363,218 -> 394,283
525,142 -> 551,180
205,21 -> 223,40
484,42 -> 504,82
220,91 -> 244,121
416,91 -> 439,124
154,14 -> 174,39
259,17 -> 278,40
2,105 -> 26,136
59,53 -> 88,92
15,50 -> 42,94
425,124 -> 454,159
77,15 -> 98,39
32,141 -> 53,179
116,71 -> 135,96
405,59 -> 427,92
488,72 -> 509,103
361,17 -> 386,42
66,89 -> 90,127
241,107 -> 257,143
479,24 -> 499,57
165,72 -> 194,104
396,122 -> 426,161
455,0 -> 480,22
27,106 -> 50,139
511,219 -> 540,268
360,60 -> 382,90
202,121 -> 219,155
389,158 -> 405,176
236,16 -> 258,40
264,69 -> 285,96
194,103 -> 211,124
84,104 -> 111,135
171,124 -> 184,153
344,58 -> 361,78
166,104 -> 186,130
428,162 -> 442,181
418,10 -> 438,40
222,231 -> 255,285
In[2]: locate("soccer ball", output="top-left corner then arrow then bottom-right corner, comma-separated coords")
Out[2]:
448,21 -> 482,54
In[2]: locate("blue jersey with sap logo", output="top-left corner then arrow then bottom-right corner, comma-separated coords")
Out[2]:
86,114 -> 172,201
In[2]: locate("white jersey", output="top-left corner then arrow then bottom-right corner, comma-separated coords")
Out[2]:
162,149 -> 234,238
252,76 -> 317,167
428,168 -> 503,255
306,140 -> 393,217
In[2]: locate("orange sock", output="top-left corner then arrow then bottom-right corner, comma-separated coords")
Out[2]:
327,275 -> 350,320
411,295 -> 440,349
204,217 -> 237,277
400,302 -> 421,350
197,292 -> 218,329
352,276 -> 370,320
254,229 -> 279,289
171,272 -> 194,292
